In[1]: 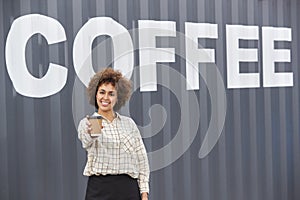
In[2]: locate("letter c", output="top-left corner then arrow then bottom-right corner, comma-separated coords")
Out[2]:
5,14 -> 67,97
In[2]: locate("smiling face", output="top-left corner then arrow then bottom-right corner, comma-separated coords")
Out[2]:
96,83 -> 118,116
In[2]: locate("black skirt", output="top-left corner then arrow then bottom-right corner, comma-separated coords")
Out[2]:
85,174 -> 141,200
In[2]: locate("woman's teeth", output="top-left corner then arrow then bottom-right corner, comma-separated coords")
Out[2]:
101,101 -> 109,106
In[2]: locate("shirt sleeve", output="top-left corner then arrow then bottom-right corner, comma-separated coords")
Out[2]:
77,118 -> 96,149
131,120 -> 150,194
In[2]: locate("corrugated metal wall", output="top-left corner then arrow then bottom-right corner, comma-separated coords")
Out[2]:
1,0 -> 300,200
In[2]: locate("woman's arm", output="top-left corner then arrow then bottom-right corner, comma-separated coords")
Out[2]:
133,128 -> 150,196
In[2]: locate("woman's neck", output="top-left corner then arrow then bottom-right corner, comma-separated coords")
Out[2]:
98,110 -> 115,122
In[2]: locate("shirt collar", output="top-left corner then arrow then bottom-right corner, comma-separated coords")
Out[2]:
92,112 -> 121,121
115,112 -> 121,120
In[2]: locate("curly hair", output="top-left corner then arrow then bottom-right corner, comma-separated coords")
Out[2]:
87,68 -> 132,111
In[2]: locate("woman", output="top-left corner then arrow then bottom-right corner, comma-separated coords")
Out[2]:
78,68 -> 150,200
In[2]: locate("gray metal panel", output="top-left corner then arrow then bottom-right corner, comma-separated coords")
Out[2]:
1,0 -> 300,200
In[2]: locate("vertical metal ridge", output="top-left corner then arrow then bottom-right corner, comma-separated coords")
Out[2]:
230,0 -> 244,199
214,0 -> 228,199
291,0 -> 300,200
262,1 -> 275,200
0,0 -> 9,198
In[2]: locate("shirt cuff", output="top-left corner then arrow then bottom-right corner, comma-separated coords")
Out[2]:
139,181 -> 149,194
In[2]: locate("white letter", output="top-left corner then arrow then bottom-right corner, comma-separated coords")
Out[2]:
5,14 -> 67,97
138,20 -> 176,91
262,27 -> 292,87
226,25 -> 259,88
185,23 -> 218,90
73,17 -> 134,86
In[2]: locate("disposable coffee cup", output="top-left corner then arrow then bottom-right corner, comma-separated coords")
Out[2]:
88,116 -> 102,136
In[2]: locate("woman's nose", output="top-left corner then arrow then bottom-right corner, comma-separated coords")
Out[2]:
103,93 -> 109,99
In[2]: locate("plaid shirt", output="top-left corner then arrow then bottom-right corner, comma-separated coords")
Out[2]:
78,112 -> 150,193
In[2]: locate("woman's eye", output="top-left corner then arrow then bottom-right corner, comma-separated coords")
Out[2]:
99,91 -> 105,94
110,93 -> 115,96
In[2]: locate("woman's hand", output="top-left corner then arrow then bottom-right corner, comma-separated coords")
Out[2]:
85,115 -> 92,134
141,192 -> 148,200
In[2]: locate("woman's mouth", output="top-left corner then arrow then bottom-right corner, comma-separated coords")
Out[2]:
101,101 -> 110,106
